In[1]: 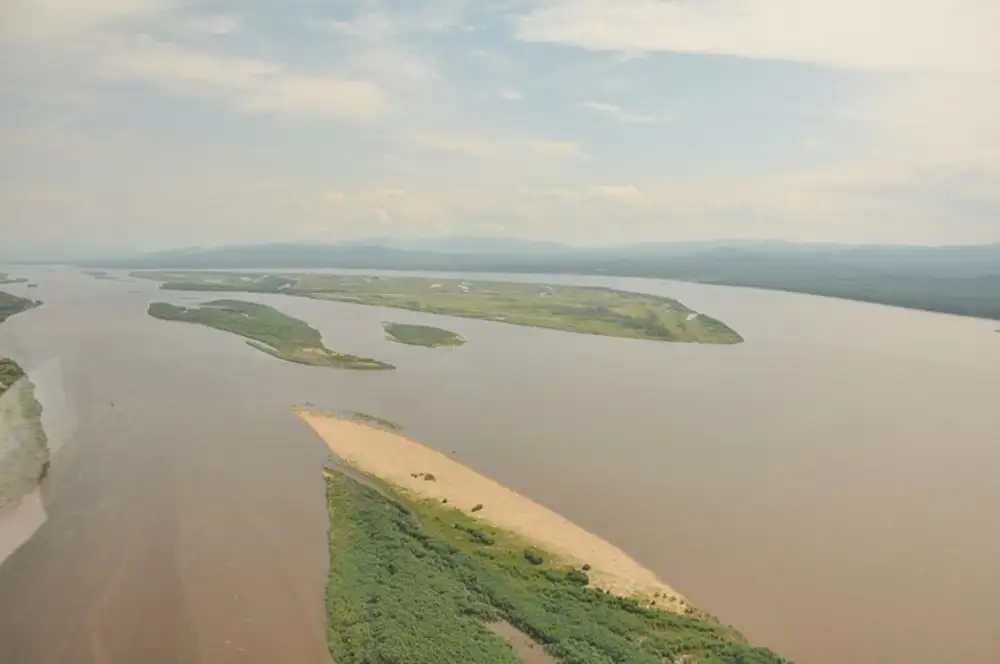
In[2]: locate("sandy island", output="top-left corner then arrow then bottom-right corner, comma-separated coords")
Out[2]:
295,408 -> 688,611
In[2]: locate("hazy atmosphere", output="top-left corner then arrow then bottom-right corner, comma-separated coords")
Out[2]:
3,0 -> 1000,258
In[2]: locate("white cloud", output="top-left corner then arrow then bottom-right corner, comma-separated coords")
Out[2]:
407,131 -> 500,158
314,187 -> 453,234
498,87 -> 524,101
99,37 -> 277,90
407,132 -> 588,159
0,0 -> 170,40
182,13 -> 242,36
583,101 -> 658,124
517,0 -> 999,205
240,76 -> 389,120
847,74 -> 1000,170
0,125 -> 102,153
317,2 -> 467,41
354,48 -> 438,82
520,138 -> 588,158
0,185 -> 72,204
96,37 -> 390,120
515,0 -> 1000,74
590,184 -> 644,203
311,8 -> 447,86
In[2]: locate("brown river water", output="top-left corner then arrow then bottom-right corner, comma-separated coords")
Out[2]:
0,266 -> 998,664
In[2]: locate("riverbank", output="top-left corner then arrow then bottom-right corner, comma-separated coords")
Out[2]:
299,408 -> 787,663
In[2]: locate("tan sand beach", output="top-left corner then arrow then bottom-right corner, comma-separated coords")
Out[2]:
295,408 -> 688,611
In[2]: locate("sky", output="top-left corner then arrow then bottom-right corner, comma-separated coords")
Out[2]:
1,0 -> 999,256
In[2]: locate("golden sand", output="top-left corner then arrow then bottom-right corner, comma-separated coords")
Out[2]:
295,409 -> 687,610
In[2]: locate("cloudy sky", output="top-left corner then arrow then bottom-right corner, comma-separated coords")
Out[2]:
2,0 -> 999,255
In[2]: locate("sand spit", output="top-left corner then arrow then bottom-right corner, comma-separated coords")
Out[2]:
295,409 -> 688,611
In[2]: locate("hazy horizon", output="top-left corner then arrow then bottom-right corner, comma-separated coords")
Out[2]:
3,1 -> 999,256
6,235 -> 1000,264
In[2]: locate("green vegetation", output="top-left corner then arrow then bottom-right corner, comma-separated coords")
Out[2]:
147,300 -> 394,370
299,407 -> 403,431
1,348 -> 48,511
133,271 -> 743,344
0,274 -> 27,285
383,321 -> 467,347
324,469 -> 788,664
0,291 -> 40,325
106,242 -> 1000,320
82,269 -> 125,281
523,549 -> 545,565
345,411 -> 402,431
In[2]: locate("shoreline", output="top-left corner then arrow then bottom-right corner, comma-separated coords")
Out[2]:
294,407 -> 688,611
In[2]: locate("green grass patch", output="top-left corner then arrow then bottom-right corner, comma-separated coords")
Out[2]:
323,469 -> 789,664
134,271 -> 743,344
382,321 -> 466,347
147,300 -> 394,370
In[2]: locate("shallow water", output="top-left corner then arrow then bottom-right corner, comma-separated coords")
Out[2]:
0,266 -> 997,664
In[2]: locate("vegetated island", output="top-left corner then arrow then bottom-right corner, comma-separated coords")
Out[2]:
0,274 -> 28,286
147,300 -> 395,370
133,272 -> 744,344
0,294 -> 48,513
99,240 -> 1000,321
81,269 -> 126,281
296,409 -> 788,664
383,321 -> 466,347
0,291 -> 41,325
0,359 -> 49,512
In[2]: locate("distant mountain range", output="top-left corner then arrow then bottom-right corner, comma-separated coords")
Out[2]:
79,238 -> 1000,320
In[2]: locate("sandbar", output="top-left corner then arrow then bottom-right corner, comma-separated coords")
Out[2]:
295,408 -> 688,610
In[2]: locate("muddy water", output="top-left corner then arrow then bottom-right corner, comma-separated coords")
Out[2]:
0,267 -> 998,664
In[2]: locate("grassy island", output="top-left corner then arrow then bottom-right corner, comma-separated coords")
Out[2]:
133,271 -> 743,344
82,270 -> 126,281
0,274 -> 27,285
300,412 -> 787,664
1,293 -> 48,512
147,300 -> 395,370
0,291 -> 41,325
383,321 -> 466,347
0,359 -> 49,512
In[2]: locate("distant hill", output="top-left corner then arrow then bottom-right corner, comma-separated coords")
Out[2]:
87,239 -> 1000,320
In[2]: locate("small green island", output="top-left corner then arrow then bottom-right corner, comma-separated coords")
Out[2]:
383,321 -> 466,348
82,269 -> 126,281
133,271 -> 743,344
321,468 -> 787,664
147,300 -> 395,370
0,274 -> 28,285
